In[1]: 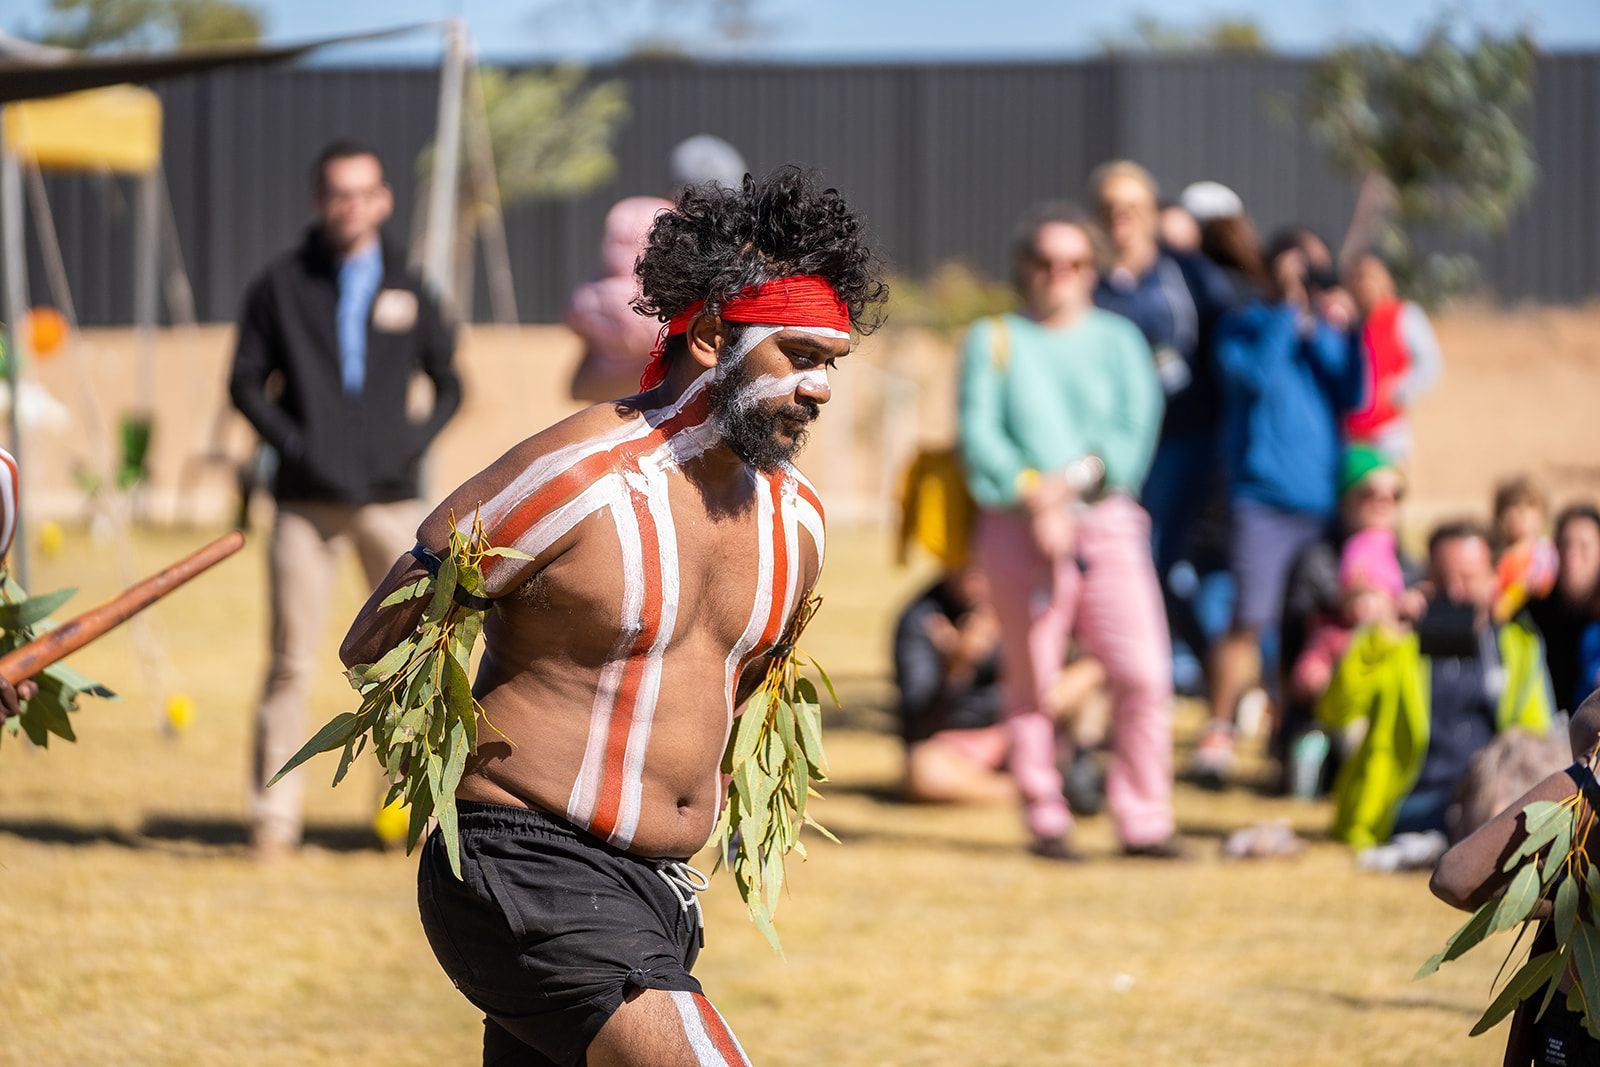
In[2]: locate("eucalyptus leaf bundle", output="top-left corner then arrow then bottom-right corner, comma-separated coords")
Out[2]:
271,516 -> 525,877
1419,761 -> 1600,1039
0,574 -> 114,752
712,593 -> 838,954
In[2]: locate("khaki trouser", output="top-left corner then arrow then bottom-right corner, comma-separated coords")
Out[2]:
249,498 -> 422,847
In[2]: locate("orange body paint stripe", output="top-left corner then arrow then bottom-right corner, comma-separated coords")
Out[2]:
792,476 -> 825,528
588,471 -> 665,840
482,391 -> 711,580
738,474 -> 792,678
693,994 -> 744,1066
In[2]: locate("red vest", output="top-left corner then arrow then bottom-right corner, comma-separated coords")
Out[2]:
1346,299 -> 1410,440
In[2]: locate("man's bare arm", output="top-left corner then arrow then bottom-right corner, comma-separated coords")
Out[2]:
1429,773 -> 1581,913
338,405 -> 628,671
1430,697 -> 1600,911
339,552 -> 435,669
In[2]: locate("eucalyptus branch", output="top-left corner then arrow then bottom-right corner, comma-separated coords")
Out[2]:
270,512 -> 522,877
712,592 -> 839,954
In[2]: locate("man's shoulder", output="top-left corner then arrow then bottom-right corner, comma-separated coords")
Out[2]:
498,400 -> 649,471
245,244 -> 310,294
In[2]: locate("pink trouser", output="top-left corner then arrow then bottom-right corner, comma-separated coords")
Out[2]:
975,495 -> 1174,846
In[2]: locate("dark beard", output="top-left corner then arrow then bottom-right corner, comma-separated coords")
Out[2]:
708,368 -> 819,473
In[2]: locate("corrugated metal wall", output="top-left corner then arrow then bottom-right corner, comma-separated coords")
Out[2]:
11,54 -> 1600,325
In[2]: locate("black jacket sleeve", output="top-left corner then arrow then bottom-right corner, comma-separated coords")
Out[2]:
413,288 -> 462,447
894,599 -> 946,735
228,279 -> 306,460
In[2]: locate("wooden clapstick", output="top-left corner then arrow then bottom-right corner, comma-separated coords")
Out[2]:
0,530 -> 245,685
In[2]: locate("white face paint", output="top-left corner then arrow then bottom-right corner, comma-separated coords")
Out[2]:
713,323 -> 845,427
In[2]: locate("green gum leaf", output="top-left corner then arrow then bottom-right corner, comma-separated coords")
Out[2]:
1469,950 -> 1563,1036
0,586 -> 76,628
268,712 -> 360,786
1490,864 -> 1542,934
1557,877 -> 1580,944
380,577 -> 432,609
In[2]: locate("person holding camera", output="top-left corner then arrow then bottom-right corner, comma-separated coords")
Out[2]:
1196,228 -> 1366,784
1318,520 -> 1554,849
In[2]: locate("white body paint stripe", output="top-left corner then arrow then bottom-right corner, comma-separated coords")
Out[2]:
0,447 -> 18,560
611,464 -> 681,847
466,371 -> 713,535
567,482 -> 640,827
782,463 -> 825,570
778,475 -> 801,622
503,474 -> 618,569
715,472 -> 774,816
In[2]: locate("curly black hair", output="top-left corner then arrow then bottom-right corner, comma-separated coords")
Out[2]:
632,166 -> 888,354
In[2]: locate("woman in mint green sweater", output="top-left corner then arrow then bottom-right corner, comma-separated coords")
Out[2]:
959,204 -> 1177,860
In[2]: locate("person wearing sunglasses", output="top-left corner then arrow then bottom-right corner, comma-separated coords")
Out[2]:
959,203 -> 1178,861
1276,447 -> 1427,793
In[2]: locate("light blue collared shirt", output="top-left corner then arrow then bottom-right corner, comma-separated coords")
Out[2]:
336,241 -> 384,396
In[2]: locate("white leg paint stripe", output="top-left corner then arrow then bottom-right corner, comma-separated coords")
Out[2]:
669,992 -> 728,1066
611,464 -> 681,848
566,483 -> 642,828
699,997 -> 753,1066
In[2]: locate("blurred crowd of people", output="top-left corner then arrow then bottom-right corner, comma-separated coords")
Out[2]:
896,159 -> 1600,867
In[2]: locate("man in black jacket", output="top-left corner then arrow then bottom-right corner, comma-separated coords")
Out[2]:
230,140 -> 461,857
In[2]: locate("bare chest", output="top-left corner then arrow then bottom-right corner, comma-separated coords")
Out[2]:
488,465 -> 817,673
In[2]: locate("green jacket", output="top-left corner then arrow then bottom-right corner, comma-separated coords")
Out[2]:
1315,620 -> 1554,849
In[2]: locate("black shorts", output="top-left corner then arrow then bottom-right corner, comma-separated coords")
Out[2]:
417,801 -> 705,1067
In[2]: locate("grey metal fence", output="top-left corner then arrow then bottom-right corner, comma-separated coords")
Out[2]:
13,53 -> 1600,325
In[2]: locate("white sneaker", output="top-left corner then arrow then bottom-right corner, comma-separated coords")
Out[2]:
1235,687 -> 1270,740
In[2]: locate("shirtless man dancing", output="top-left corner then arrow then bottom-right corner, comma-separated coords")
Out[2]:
338,167 -> 885,1067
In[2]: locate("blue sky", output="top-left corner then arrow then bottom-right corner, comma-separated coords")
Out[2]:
8,0 -> 1600,62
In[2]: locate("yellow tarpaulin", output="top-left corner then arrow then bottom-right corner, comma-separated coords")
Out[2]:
2,85 -> 162,173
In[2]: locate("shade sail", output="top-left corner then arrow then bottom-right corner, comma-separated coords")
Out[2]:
3,85 -> 161,172
0,24 -> 435,103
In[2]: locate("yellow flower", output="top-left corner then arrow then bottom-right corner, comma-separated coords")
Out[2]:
38,521 -> 65,559
373,799 -> 409,848
164,692 -> 195,733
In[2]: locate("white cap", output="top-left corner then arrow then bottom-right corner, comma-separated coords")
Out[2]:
1179,180 -> 1244,222
669,135 -> 747,191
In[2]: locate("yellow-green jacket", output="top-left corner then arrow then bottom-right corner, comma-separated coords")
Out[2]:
1315,620 -> 1553,848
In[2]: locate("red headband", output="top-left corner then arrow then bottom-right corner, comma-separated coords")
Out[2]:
638,274 -> 849,389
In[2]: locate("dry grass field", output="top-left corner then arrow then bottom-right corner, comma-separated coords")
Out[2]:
0,522 -> 1510,1067
9,303 -> 1589,1064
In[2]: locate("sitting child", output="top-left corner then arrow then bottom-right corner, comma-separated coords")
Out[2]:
1290,528 -> 1405,705
1493,474 -> 1559,622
